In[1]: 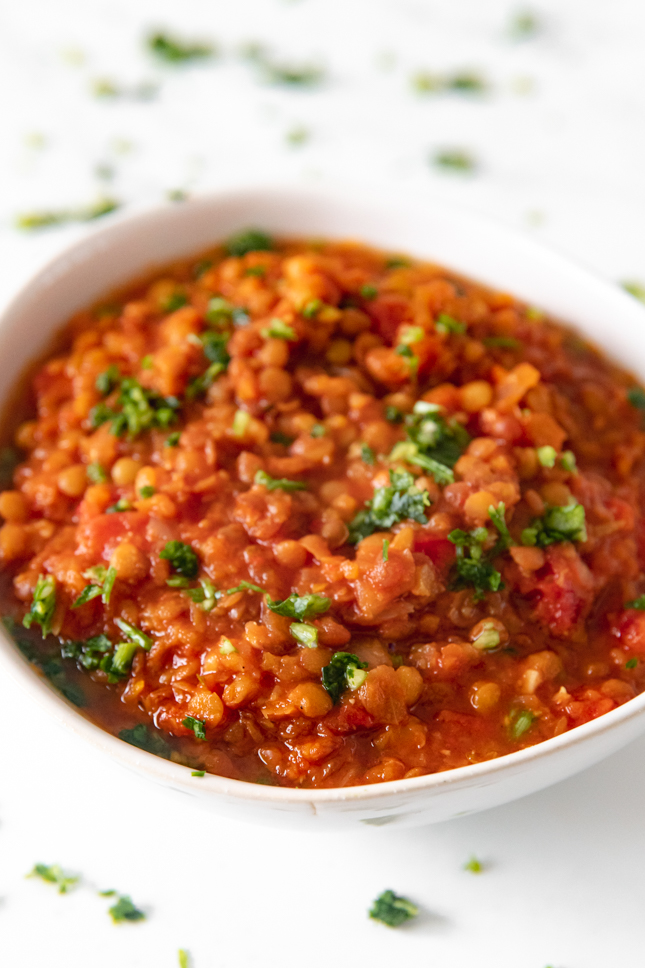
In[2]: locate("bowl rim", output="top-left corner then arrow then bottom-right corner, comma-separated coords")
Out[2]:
2,180 -> 645,807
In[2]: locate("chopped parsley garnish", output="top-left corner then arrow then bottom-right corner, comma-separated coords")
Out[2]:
29,863 -> 78,894
321,652 -> 369,704
432,149 -> 477,173
561,450 -> 577,473
390,402 -> 470,485
87,461 -> 108,483
521,501 -> 587,547
191,770 -> 206,777
266,592 -> 331,620
89,377 -> 180,438
622,280 -> 645,303
348,470 -> 431,544
139,485 -> 155,499
449,507 -> 508,600
360,444 -> 376,465
108,894 -> 146,923
510,708 -> 537,740
205,296 -> 234,327
226,580 -> 267,596
412,70 -> 487,95
625,595 -> 645,610
178,950 -> 190,968
302,299 -> 322,319
147,31 -> 215,64
360,284 -> 378,300
166,431 -> 181,447
61,634 -> 112,670
114,618 -> 153,651
106,498 -> 133,514
509,10 -> 541,40
72,583 -> 102,608
626,657 -> 638,669
536,445 -> 557,468
245,264 -> 267,276
23,574 -> 56,637
185,578 -> 220,611
224,229 -> 273,258
270,431 -> 294,446
119,723 -> 172,759
200,330 -> 231,367
159,541 -> 199,579
385,405 -> 404,423
310,423 -> 326,438
186,361 -> 225,400
290,623 -> 319,648
256,57 -> 324,88
183,716 -> 206,740
254,470 -> 307,492
96,364 -> 120,396
482,336 -> 521,349
382,539 -> 389,562
435,313 -> 465,335
73,564 -> 117,607
385,256 -> 411,269
463,856 -> 483,874
262,318 -> 297,341
627,386 -> 645,410
16,197 -> 119,231
369,890 -> 418,928
161,290 -> 188,313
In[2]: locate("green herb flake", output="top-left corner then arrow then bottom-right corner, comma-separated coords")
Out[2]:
91,377 -> 180,439
463,856 -> 483,874
165,431 -> 181,447
321,652 -> 369,704
302,298 -> 322,319
16,197 -> 119,231
482,335 -> 521,349
385,405 -> 404,424
183,715 -> 206,740
102,566 -> 117,605
71,583 -> 103,609
521,501 -> 587,548
359,443 -> 375,465
108,894 -> 146,923
23,574 -> 56,637
290,622 -> 319,648
509,9 -> 541,40
96,364 -> 120,396
626,657 -> 638,670
382,539 -> 389,562
191,770 -> 206,777
310,423 -> 326,438
627,387 -> 645,410
537,446 -> 557,468
29,863 -> 78,894
147,31 -> 215,64
266,592 -> 330,620
262,318 -> 297,341
389,404 -> 469,486
245,264 -> 267,277
625,595 -> 645,610
436,313 -> 466,335
448,525 -> 503,600
254,469 -> 307,492
225,229 -> 273,258
178,950 -> 191,968
139,486 -> 155,499
560,450 -> 577,473
360,284 -> 378,300
186,361 -> 225,400
259,59 -> 324,88
114,618 -> 153,651
270,431 -> 295,446
286,126 -> 310,147
119,723 -> 172,759
510,708 -> 537,740
105,498 -> 132,514
622,280 -> 645,303
432,149 -> 477,173
160,541 -> 199,579
348,470 -> 431,544
86,462 -> 108,484
369,890 -> 418,928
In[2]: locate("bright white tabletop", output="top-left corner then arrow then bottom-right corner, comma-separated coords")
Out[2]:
1,1 -> 645,965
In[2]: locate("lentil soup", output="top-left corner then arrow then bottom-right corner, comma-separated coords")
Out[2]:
2,230 -> 645,788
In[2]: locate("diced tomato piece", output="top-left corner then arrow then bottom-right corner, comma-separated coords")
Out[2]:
413,534 -> 456,574
533,545 -> 594,638
324,702 -> 375,735
367,294 -> 411,343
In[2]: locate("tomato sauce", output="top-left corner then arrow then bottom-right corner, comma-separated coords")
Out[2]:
1,231 -> 645,787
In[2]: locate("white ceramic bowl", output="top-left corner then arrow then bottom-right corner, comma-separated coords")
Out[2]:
2,184 -> 645,829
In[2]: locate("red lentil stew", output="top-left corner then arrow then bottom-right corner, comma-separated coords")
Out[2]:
2,229 -> 645,788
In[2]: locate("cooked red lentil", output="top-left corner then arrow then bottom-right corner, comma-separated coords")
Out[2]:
2,230 -> 645,788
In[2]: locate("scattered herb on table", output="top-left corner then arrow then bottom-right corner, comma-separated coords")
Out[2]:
29,863 -> 79,894
432,149 -> 477,173
463,856 -> 483,874
369,890 -> 419,928
147,31 -> 215,64
622,280 -> 645,303
108,894 -> 146,923
16,197 -> 119,231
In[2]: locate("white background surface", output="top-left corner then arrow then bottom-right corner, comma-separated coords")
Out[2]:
1,1 -> 645,965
